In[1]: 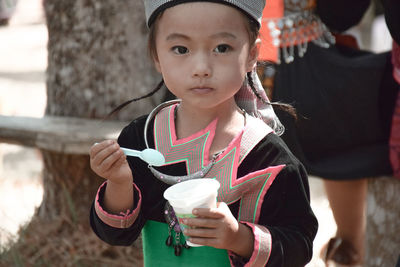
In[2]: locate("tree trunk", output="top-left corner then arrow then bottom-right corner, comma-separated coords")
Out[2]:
366,177 -> 400,266
3,1 -> 161,265
42,0 -> 161,218
45,0 -> 161,120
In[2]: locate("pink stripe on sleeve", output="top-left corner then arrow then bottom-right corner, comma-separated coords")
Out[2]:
94,181 -> 142,228
242,222 -> 272,267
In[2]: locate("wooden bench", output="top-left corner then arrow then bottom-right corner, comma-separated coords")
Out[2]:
0,115 -> 128,154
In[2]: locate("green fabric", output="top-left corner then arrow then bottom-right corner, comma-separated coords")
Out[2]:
142,220 -> 231,267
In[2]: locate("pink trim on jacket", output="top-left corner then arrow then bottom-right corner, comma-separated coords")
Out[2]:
393,41 -> 400,84
94,181 -> 142,228
394,64 -> 400,84
228,222 -> 272,267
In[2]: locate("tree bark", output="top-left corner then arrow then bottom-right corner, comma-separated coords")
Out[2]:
366,177 -> 400,266
45,0 -> 161,120
9,0 -> 162,265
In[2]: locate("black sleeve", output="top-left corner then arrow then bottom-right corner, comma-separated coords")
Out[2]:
89,116 -> 149,246
264,163 -> 317,266
316,0 -> 371,32
89,184 -> 145,246
239,134 -> 318,266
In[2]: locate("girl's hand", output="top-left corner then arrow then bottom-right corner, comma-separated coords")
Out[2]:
90,140 -> 132,185
183,202 -> 254,258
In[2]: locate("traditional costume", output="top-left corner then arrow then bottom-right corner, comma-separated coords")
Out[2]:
90,2 -> 317,266
386,0 -> 400,179
390,41 -> 400,178
258,0 -> 400,180
91,100 -> 317,266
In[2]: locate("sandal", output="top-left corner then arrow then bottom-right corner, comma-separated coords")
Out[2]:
321,237 -> 363,267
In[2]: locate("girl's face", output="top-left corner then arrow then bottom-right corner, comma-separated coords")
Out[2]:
153,2 -> 258,112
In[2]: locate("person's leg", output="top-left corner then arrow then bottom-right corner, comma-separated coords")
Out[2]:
0,18 -> 9,26
323,178 -> 368,265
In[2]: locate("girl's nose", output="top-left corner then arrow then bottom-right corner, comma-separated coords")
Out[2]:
192,54 -> 211,77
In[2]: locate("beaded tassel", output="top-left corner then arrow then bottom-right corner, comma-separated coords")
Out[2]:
165,221 -> 174,247
174,232 -> 182,256
164,202 -> 190,256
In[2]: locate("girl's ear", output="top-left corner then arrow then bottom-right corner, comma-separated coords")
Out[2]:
153,57 -> 162,73
246,39 -> 261,72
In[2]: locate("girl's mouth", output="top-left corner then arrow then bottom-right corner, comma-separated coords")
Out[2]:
190,87 -> 214,94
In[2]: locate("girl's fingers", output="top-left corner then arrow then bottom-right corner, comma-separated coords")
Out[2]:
109,151 -> 128,171
192,205 -> 226,219
90,140 -> 114,156
90,141 -> 127,178
100,148 -> 124,171
114,151 -> 128,166
91,142 -> 119,166
184,217 -> 218,228
184,226 -> 217,238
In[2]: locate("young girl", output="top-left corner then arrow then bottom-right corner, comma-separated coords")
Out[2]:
89,1 -> 317,266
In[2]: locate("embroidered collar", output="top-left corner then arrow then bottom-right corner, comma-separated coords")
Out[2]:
146,100 -> 285,223
147,100 -> 272,185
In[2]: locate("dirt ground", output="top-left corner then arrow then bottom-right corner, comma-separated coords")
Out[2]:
0,0 -> 339,266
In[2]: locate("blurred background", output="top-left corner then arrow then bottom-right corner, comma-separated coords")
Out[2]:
0,0 -> 45,249
0,0 -> 393,266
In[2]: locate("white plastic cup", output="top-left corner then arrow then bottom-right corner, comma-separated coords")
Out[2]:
163,178 -> 220,247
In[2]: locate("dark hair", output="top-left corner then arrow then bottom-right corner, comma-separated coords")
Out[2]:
107,6 -> 296,120
105,80 -> 164,119
247,72 -> 297,120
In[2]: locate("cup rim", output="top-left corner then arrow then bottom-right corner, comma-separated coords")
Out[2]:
163,178 -> 220,202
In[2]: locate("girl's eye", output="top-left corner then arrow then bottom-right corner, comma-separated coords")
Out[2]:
172,46 -> 189,55
214,44 -> 231,53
